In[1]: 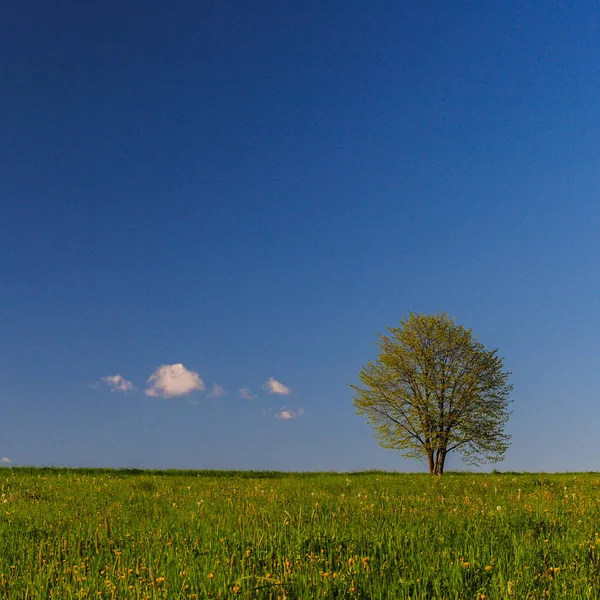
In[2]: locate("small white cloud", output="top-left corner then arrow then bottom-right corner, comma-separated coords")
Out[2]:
276,410 -> 295,420
265,377 -> 291,395
239,388 -> 257,400
101,375 -> 135,392
275,407 -> 304,420
146,364 -> 205,398
208,384 -> 227,398
0,457 -> 10,464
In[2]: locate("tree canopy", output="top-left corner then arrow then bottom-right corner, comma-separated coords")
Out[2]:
350,312 -> 512,474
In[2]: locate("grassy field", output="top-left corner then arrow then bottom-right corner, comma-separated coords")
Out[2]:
1,469 -> 599,599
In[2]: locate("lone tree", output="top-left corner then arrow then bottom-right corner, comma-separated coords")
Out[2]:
351,312 -> 512,475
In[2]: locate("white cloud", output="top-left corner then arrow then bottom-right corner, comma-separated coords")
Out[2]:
101,375 -> 135,392
146,364 -> 205,398
265,377 -> 291,395
276,410 -> 295,420
208,384 -> 227,398
275,407 -> 304,420
239,388 -> 257,400
0,457 -> 10,463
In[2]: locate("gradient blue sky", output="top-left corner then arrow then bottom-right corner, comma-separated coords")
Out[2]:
2,1 -> 599,471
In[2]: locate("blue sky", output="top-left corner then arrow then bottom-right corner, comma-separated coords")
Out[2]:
1,1 -> 599,471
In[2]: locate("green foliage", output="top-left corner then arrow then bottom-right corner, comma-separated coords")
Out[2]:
1,469 -> 600,598
351,312 -> 512,474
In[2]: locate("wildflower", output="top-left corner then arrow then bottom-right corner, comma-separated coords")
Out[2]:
485,565 -> 492,571
208,573 -> 214,579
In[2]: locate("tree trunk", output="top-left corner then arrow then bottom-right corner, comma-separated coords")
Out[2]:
435,450 -> 447,475
429,449 -> 447,475
427,451 -> 435,474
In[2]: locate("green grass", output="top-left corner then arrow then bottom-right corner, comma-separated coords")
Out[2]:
1,469 -> 600,599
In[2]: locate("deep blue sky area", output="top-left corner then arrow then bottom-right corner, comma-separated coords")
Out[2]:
1,1 -> 599,471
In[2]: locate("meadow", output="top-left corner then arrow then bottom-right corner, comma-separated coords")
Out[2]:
1,469 -> 599,599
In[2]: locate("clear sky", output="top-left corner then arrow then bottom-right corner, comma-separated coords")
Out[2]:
2,1 -> 599,472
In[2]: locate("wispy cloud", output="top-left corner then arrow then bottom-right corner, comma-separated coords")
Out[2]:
239,388 -> 257,400
146,364 -> 205,398
208,384 -> 227,398
101,375 -> 135,392
264,377 -> 291,395
0,457 -> 10,464
275,407 -> 304,420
